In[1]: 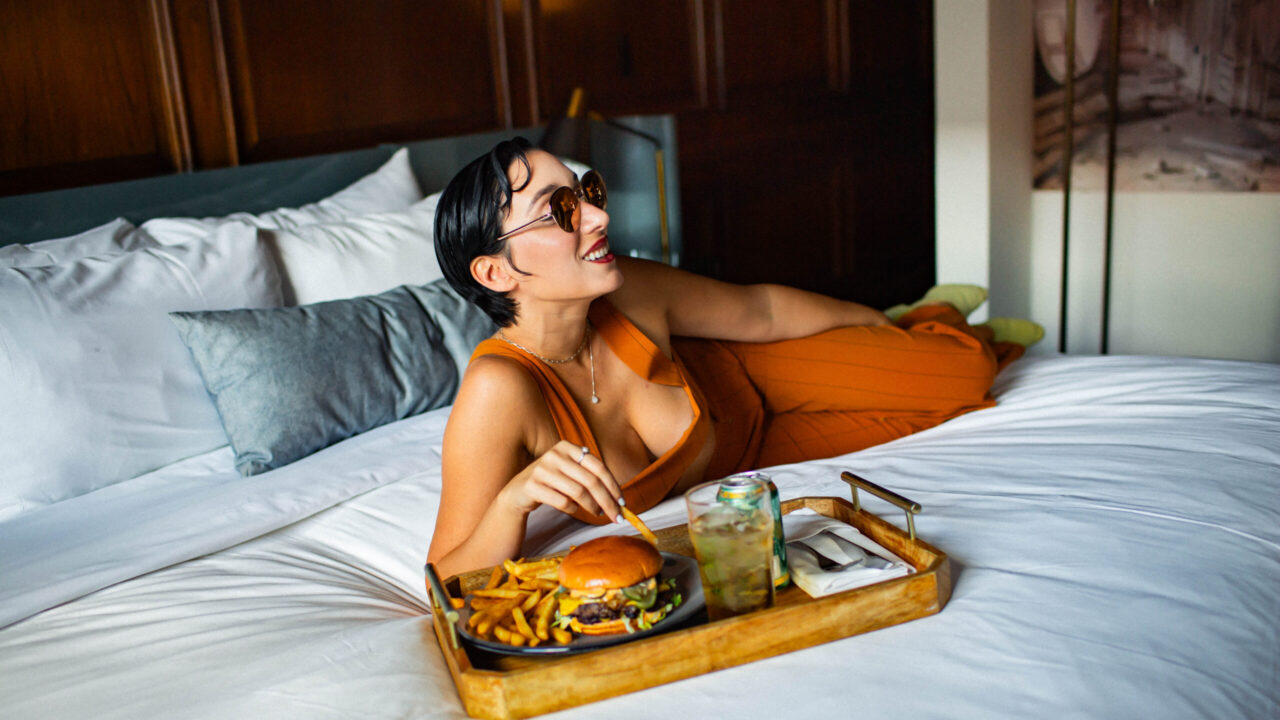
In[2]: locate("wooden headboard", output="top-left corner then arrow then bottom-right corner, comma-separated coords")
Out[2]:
1,1 -> 935,307
0,115 -> 684,264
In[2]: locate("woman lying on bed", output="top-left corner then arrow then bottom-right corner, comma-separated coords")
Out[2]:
427,138 -> 1037,577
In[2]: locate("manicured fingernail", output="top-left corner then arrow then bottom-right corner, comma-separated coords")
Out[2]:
617,497 -> 626,507
614,514 -> 624,524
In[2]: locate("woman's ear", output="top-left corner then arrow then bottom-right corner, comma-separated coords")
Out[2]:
471,255 -> 518,293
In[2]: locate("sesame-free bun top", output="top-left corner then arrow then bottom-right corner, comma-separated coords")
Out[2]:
558,536 -> 662,591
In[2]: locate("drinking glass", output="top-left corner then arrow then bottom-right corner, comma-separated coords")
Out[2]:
684,477 -> 776,620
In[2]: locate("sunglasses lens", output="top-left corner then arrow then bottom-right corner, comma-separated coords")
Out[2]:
549,186 -> 579,232
582,171 -> 607,210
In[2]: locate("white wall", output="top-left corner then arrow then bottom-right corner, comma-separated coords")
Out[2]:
936,1 -> 1280,363
934,0 -> 992,322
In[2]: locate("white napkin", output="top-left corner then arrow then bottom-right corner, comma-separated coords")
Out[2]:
783,508 -> 914,598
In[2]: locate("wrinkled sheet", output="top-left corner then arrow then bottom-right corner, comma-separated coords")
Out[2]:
1,355 -> 1278,719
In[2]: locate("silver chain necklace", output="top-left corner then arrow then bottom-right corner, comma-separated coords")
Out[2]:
498,324 -> 600,404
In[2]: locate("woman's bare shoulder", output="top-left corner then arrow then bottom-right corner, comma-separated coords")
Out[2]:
455,353 -> 545,415
444,352 -> 551,469
606,257 -> 676,340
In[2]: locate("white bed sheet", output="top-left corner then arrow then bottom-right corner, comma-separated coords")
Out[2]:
1,355 -> 1277,719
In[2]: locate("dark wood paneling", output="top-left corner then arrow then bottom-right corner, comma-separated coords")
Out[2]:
535,0 -> 704,116
502,0 -> 540,128
0,0 -> 934,307
674,1 -> 935,307
705,148 -> 846,292
220,0 -> 509,162
0,0 -> 185,195
718,0 -> 836,106
171,0 -> 238,168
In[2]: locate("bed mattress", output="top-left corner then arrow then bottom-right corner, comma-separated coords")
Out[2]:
1,355 -> 1277,719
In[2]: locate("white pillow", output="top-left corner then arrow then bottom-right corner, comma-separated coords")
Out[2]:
270,192 -> 443,305
0,224 -> 283,519
141,147 -> 422,245
0,218 -> 157,267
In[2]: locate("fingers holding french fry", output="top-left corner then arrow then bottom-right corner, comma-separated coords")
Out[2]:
621,507 -> 660,547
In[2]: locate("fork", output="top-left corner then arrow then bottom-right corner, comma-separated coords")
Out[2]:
806,545 -> 867,572
800,532 -> 893,572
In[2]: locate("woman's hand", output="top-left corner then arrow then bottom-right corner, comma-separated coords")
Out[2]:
429,434 -> 624,577
499,440 -> 625,523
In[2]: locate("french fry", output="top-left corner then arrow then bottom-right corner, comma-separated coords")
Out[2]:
465,559 -> 570,646
622,507 -> 660,547
534,592 -> 556,641
483,565 -> 503,590
475,612 -> 499,638
471,588 -> 525,599
510,558 -> 560,576
469,597 -> 504,612
511,607 -> 536,641
487,598 -> 523,622
519,589 -> 543,614
449,597 -> 465,610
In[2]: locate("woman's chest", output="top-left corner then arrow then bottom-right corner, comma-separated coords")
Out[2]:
531,351 -> 704,482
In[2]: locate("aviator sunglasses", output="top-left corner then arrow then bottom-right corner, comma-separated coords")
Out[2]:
496,170 -> 607,241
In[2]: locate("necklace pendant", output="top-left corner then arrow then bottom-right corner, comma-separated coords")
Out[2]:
591,394 -> 600,404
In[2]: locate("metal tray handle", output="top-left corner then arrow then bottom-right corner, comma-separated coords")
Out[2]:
425,562 -> 461,650
840,471 -> 923,540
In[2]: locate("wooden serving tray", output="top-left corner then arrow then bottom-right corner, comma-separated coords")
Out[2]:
426,481 -> 951,719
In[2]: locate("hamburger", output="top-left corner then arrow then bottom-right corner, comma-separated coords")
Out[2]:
555,535 -> 682,636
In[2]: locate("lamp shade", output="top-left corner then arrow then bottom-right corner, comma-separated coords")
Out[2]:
539,87 -> 592,164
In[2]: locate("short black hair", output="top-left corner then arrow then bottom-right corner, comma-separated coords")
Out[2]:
433,137 -> 535,327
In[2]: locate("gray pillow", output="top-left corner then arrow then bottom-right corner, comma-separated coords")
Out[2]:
170,280 -> 496,475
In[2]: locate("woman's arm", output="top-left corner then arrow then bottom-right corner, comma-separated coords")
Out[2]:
427,356 -> 624,578
610,256 -> 889,344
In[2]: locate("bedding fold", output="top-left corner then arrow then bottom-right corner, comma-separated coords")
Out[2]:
0,405 -> 453,630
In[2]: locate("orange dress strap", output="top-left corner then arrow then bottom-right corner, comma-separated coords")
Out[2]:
468,336 -> 600,456
469,298 -> 710,524
588,299 -> 711,517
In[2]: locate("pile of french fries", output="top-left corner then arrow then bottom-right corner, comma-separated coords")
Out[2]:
457,557 -> 573,647
452,517 -> 660,649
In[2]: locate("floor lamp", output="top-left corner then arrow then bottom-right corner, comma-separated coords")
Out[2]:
1057,0 -> 1121,354
539,88 -> 672,265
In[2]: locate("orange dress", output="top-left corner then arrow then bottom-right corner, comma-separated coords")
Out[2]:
470,299 -> 1022,525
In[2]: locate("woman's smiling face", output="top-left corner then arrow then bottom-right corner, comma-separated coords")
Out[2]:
499,150 -> 621,303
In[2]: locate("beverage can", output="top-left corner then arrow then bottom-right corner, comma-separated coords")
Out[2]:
716,472 -> 791,588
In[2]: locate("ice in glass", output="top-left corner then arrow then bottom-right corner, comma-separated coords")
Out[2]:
685,477 -> 775,620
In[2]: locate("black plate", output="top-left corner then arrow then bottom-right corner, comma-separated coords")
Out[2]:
455,552 -> 704,656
